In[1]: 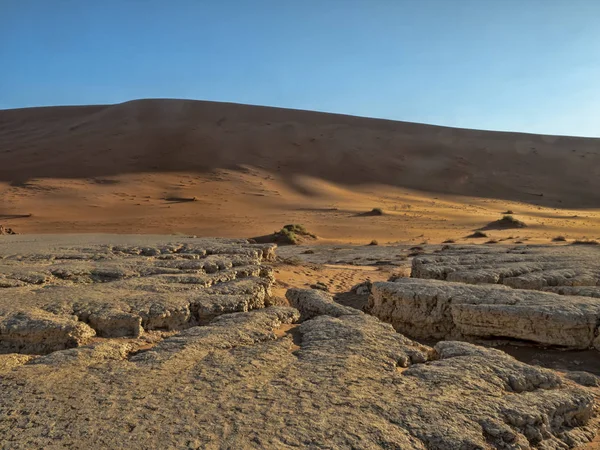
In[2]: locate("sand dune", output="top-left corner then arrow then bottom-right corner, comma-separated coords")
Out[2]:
1,99 -> 599,242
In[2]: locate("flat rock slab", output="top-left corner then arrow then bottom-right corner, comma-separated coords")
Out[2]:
1,290 -> 597,449
368,278 -> 600,349
412,245 -> 600,297
0,235 -> 276,354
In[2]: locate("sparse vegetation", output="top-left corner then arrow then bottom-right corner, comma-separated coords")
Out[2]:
503,210 -> 514,215
480,215 -> 527,231
165,196 -> 197,202
467,231 -> 488,238
368,240 -> 379,246
485,239 -> 498,244
552,236 -> 567,242
275,224 -> 317,245
571,239 -> 599,246
442,239 -> 455,244
499,215 -> 527,228
359,208 -> 385,217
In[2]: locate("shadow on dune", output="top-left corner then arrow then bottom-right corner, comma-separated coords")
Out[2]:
478,216 -> 528,231
1,99 -> 599,209
0,214 -> 32,220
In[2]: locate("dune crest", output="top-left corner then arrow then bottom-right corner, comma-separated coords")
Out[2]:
1,99 -> 599,242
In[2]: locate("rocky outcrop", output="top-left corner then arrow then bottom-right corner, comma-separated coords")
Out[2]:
411,245 -> 600,296
0,225 -> 16,235
0,309 -> 95,354
0,237 -> 276,353
367,278 -> 600,349
0,237 -> 598,448
286,287 -> 362,320
0,292 -> 596,448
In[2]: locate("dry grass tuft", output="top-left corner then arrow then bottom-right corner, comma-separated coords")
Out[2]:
467,231 -> 488,239
571,239 -> 599,246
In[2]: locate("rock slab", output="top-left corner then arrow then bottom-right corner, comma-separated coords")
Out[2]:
368,278 -> 600,349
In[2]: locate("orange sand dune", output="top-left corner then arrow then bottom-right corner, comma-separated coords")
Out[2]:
1,99 -> 599,243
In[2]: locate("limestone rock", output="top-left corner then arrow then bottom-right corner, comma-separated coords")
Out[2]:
0,309 -> 95,354
0,301 -> 595,448
566,371 -> 600,388
0,237 -> 597,448
286,287 -> 361,320
411,245 -> 600,298
0,237 -> 276,353
367,278 -> 600,348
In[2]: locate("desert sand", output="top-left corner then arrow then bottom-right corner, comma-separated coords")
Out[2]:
3,100 -> 600,448
1,99 -> 599,244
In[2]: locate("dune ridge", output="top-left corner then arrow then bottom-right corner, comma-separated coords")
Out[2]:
1,99 -> 599,242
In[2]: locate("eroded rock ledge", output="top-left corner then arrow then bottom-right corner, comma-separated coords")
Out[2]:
0,236 -> 276,354
368,278 -> 600,350
412,245 -> 600,297
0,237 -> 597,448
0,288 -> 596,448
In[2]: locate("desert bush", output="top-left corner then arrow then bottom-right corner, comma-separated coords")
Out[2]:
500,215 -> 526,228
275,224 -> 316,245
467,231 -> 488,238
571,240 -> 599,246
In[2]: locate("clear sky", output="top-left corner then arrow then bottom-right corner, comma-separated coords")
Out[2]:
1,0 -> 600,137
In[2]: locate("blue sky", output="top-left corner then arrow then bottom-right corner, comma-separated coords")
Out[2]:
1,0 -> 599,136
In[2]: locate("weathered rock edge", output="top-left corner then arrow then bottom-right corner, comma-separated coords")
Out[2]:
0,292 -> 596,448
0,239 -> 277,354
367,278 -> 600,350
411,245 -> 600,298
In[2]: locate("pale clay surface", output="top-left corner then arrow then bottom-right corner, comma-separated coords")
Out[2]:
363,244 -> 600,351
411,245 -> 600,296
0,236 -> 598,448
368,278 -> 600,349
0,235 -> 276,354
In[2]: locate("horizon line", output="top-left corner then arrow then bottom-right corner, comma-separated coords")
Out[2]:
2,97 -> 599,140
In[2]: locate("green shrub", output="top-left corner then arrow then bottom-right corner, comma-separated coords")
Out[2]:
467,231 -> 488,238
275,224 -> 316,245
571,239 -> 599,246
